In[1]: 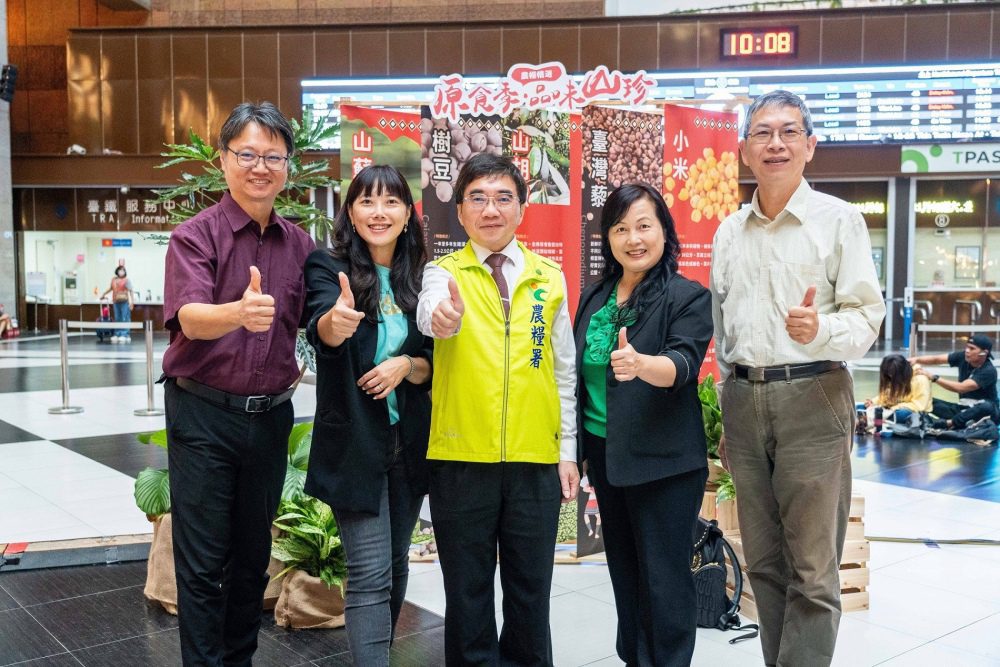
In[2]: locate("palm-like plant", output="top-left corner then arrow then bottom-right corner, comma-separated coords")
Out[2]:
154,109 -> 338,239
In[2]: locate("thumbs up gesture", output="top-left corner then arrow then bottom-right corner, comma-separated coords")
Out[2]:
328,272 -> 365,341
610,326 -> 640,382
431,277 -> 466,338
785,285 -> 819,344
239,266 -> 276,332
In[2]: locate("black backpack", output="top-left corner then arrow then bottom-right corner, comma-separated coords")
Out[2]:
691,517 -> 758,643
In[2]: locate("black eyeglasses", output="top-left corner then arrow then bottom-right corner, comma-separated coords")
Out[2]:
225,147 -> 289,171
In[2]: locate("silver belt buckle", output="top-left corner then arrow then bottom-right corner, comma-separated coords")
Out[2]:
245,395 -> 271,412
748,367 -> 766,382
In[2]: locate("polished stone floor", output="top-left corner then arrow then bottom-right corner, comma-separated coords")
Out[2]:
1,332 -> 999,665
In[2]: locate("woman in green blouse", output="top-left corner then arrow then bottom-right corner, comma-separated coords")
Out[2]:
573,183 -> 713,666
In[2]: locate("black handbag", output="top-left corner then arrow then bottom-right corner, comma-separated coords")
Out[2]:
691,517 -> 758,643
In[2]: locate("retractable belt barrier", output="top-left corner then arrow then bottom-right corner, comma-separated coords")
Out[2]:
48,319 -> 164,416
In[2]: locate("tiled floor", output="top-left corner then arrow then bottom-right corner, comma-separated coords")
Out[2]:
1,333 -> 999,665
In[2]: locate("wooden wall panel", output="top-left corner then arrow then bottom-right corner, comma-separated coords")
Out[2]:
464,28 -> 503,75
44,4 -> 1000,159
619,24 -> 657,75
819,16 -> 864,65
947,11 -> 992,62
388,29 -> 426,76
904,11 -> 950,63
501,27 -> 540,72
578,25 -> 617,72
243,33 -> 280,104
136,79 -> 174,154
540,25 -> 578,74
314,31 -> 351,77
350,31 -> 390,76
426,29 -> 463,76
102,79 -> 139,153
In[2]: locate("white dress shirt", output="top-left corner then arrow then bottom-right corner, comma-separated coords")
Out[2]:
709,179 -> 885,383
417,238 -> 578,461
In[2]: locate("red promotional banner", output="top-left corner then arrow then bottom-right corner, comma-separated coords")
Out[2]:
507,110 -> 582,314
418,108 -> 583,313
661,104 -> 739,379
339,104 -> 423,209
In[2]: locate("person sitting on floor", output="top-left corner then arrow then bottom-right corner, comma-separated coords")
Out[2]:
0,304 -> 11,338
910,334 -> 999,430
864,353 -> 932,416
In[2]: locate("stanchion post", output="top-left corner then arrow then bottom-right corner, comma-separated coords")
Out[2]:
901,286 -> 913,354
48,319 -> 84,414
134,320 -> 165,416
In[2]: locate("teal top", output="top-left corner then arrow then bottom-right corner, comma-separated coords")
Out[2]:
581,285 -> 635,438
374,264 -> 408,425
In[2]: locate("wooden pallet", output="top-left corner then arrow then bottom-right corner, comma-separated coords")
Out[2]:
721,494 -> 869,621
700,490 -> 739,534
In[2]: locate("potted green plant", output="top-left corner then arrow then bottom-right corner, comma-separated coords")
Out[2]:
698,373 -> 725,482
270,494 -> 348,629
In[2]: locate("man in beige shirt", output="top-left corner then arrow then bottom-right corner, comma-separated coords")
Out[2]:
710,90 -> 884,666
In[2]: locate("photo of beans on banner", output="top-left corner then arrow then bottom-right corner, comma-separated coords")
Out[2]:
418,106 -> 584,312
581,106 -> 665,286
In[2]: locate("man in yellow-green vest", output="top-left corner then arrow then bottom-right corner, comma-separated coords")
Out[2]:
417,153 -> 579,666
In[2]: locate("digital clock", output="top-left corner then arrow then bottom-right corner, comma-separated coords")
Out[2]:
720,27 -> 798,58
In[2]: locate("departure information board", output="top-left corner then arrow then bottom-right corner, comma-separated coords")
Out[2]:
303,62 -> 1000,147
680,63 -> 1000,143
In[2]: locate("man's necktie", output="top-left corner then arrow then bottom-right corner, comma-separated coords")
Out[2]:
486,253 -> 510,318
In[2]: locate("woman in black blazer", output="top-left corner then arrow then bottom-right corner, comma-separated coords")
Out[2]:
303,165 -> 432,667
574,183 -> 712,666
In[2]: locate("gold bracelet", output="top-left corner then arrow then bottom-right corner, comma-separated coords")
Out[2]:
402,353 -> 415,379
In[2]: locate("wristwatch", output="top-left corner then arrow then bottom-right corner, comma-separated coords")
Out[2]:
931,374 -> 940,383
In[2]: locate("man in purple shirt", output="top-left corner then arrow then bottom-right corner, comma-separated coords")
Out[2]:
161,102 -> 314,667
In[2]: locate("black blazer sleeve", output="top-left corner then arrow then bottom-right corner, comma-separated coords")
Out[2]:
304,248 -> 349,359
302,249 -> 431,513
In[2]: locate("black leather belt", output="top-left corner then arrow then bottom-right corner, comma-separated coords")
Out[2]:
734,360 -> 844,383
175,377 -> 295,413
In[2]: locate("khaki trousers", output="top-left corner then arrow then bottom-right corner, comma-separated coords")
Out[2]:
721,367 -> 854,667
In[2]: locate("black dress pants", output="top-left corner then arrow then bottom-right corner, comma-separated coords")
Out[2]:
583,431 -> 707,667
429,461 -> 561,667
165,380 -> 292,667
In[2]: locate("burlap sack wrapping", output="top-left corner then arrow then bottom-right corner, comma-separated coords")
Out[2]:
144,513 -> 178,615
273,568 -> 346,629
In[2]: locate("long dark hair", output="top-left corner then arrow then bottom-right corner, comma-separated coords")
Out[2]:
599,183 -> 681,320
331,165 -> 427,322
878,354 -> 913,406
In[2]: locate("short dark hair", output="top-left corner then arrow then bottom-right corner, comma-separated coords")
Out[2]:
454,153 -> 527,205
331,164 -> 427,321
742,89 -> 814,138
599,183 -> 681,319
114,266 -> 127,277
219,102 -> 294,156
